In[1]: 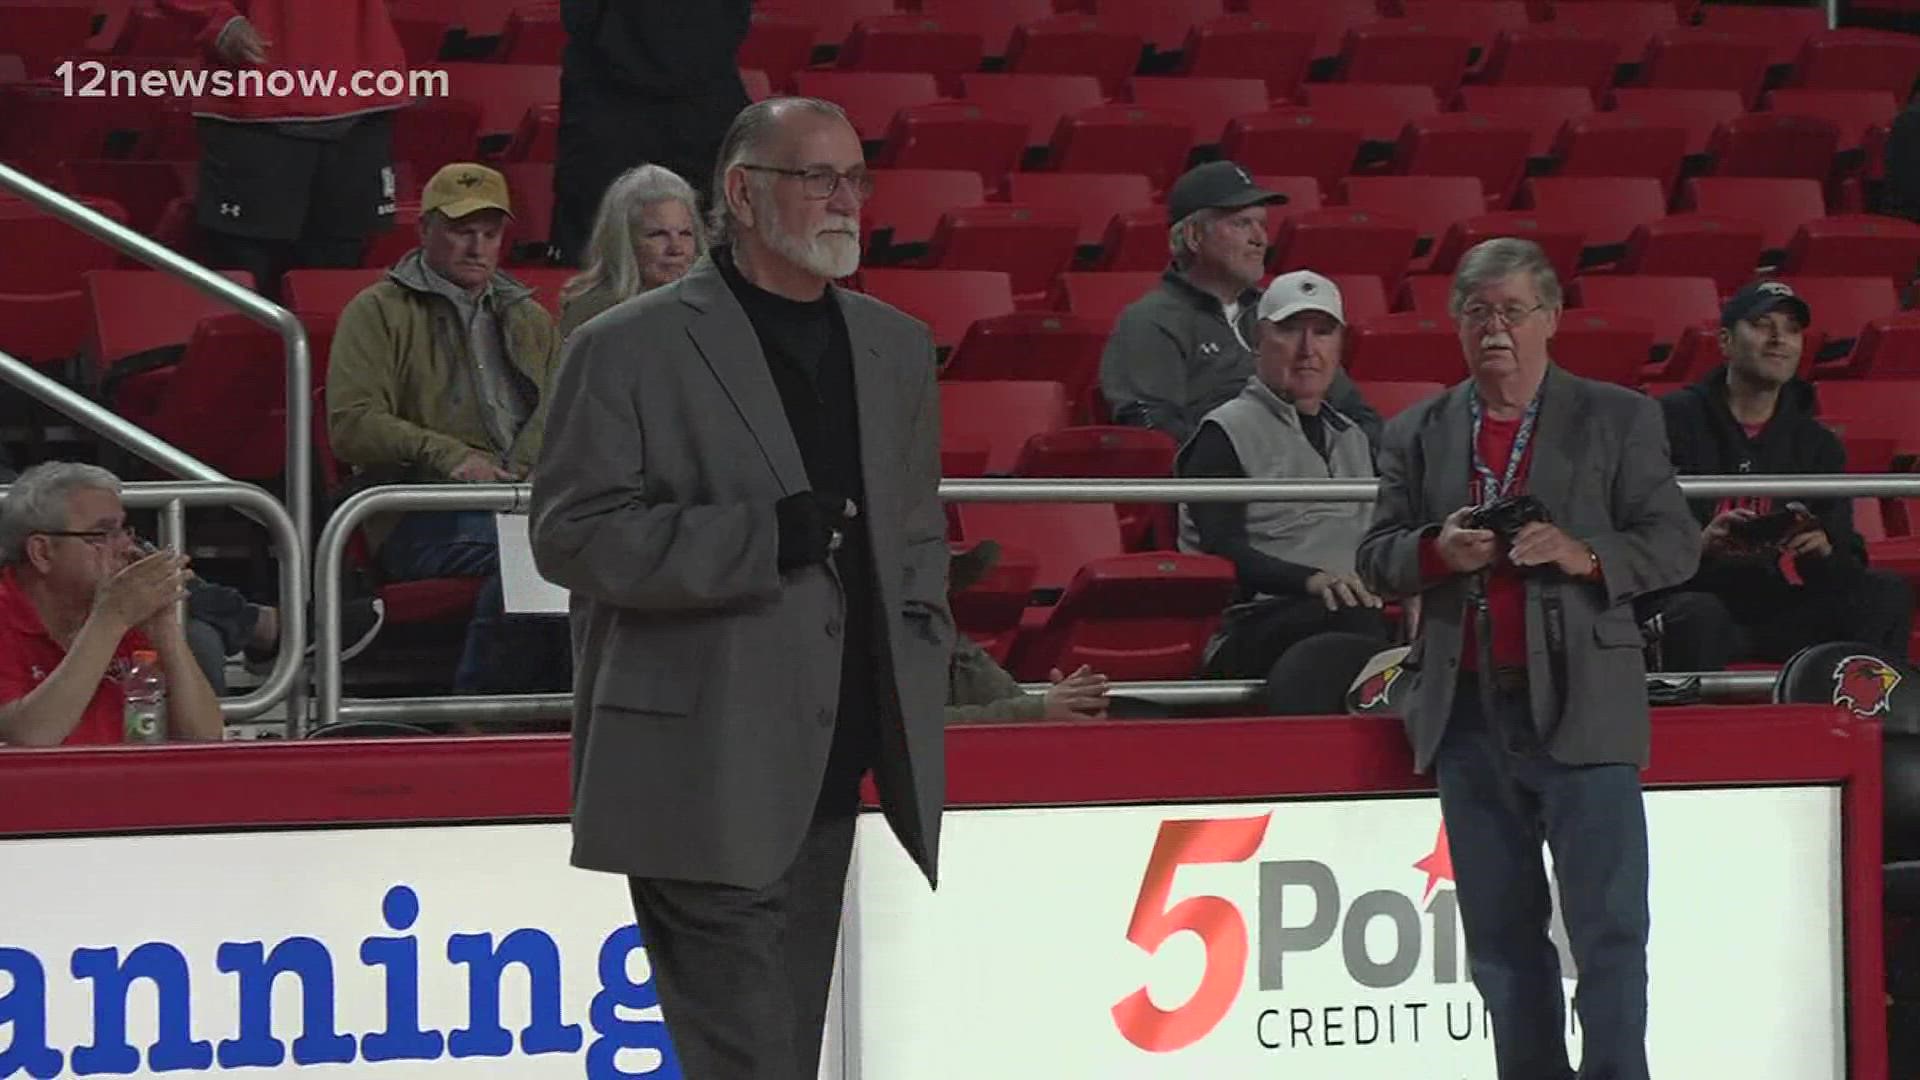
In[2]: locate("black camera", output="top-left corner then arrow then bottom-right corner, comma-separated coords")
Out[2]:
1725,502 -> 1815,549
1467,494 -> 1551,540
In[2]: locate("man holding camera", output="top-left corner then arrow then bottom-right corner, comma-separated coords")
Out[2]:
1357,238 -> 1698,1080
1643,281 -> 1913,670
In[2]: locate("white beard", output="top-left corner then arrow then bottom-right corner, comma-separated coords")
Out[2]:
758,203 -> 860,280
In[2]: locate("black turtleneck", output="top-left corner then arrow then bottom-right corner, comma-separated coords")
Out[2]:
714,246 -> 880,800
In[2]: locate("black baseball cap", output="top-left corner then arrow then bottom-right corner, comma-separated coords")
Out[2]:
1166,160 -> 1287,224
1721,280 -> 1812,329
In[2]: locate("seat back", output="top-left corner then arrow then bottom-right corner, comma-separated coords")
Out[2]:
1521,176 -> 1670,252
1354,378 -> 1447,419
873,102 -> 1029,188
283,269 -> 386,321
1477,26 -> 1620,100
1219,110 -> 1367,193
864,169 -> 989,256
1344,312 -> 1464,382
1051,271 -> 1163,326
861,269 -> 1015,351
1046,104 -> 1198,193
1431,212 -> 1586,286
1551,310 -> 1657,385
945,312 -> 1107,406
1009,552 -> 1239,680
1178,16 -> 1316,99
1125,75 -> 1271,149
939,380 -> 1072,474
953,501 -> 1125,595
792,70 -> 942,141
1006,172 -> 1153,248
1707,113 -> 1842,181
927,204 -> 1081,298
950,543 -> 1041,663
959,72 -> 1106,147
1391,113 -> 1532,208
1004,15 -> 1146,96
1568,275 -> 1721,356
1781,214 -> 1920,284
1271,208 -> 1420,288
1617,213 -> 1768,294
1637,28 -> 1775,108
1336,22 -> 1472,96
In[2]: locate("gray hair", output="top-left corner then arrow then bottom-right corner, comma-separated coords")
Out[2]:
0,462 -> 121,567
708,96 -> 852,247
1448,237 -> 1563,318
1168,208 -> 1219,271
561,164 -> 706,305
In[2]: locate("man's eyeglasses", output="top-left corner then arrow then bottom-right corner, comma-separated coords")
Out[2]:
36,526 -> 138,548
739,165 -> 875,202
1459,302 -> 1548,329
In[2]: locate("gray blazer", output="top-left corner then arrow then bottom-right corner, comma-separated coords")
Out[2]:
1355,366 -> 1700,771
528,257 -> 954,890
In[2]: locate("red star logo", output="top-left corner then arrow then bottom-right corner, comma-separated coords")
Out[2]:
1412,823 -> 1454,901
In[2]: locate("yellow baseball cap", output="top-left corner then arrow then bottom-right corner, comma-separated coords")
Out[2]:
421,163 -> 514,220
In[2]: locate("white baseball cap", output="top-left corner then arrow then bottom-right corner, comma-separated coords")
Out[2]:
1257,270 -> 1345,326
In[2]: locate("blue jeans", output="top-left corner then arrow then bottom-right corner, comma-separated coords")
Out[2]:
1433,679 -> 1651,1080
377,511 -> 506,694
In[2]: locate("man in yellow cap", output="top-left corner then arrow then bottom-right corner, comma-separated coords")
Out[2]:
326,163 -> 566,695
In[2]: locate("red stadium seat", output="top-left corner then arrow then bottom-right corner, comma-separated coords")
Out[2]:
1695,4 -> 1828,70
953,501 -> 1126,596
361,206 -> 425,270
0,289 -> 87,368
1252,175 -> 1328,235
1177,15 -> 1316,99
0,197 -> 128,295
792,71 -> 942,142
1787,29 -> 1920,98
1006,552 -> 1239,680
1763,89 -> 1900,155
1542,1 -> 1678,74
959,72 -> 1107,148
1681,177 -> 1829,253
1353,379 -> 1447,418
0,84 -> 142,178
1618,214 -> 1767,295
83,269 -> 256,420
0,3 -> 94,77
495,6 -> 565,63
1005,172 -> 1155,247
1477,26 -> 1621,102
1340,175 -> 1486,269
1344,312 -> 1465,382
1777,273 -> 1901,348
1326,274 -> 1390,324
926,204 -> 1082,300
1124,76 -> 1270,149
59,160 -> 193,236
1568,275 -> 1721,361
1244,0 -> 1383,62
838,15 -> 986,95
1550,112 -> 1692,194
393,97 -> 486,173
1336,22 -> 1472,97
1089,208 -> 1173,272
1815,379 -> 1920,453
940,380 -> 1073,474
1430,212 -> 1587,286
1706,114 -> 1842,181
1298,82 -> 1443,146
1080,0 -> 1230,54
436,63 -> 560,145
1271,208 -> 1420,288
1835,313 -> 1920,379
1451,85 -> 1598,159
950,543 -> 1041,663
945,312 -> 1109,409
737,13 -> 817,93
872,102 -> 1028,189
1519,176 -> 1669,253
1396,274 -> 1454,314
756,0 -> 895,48
282,269 -> 385,321
1607,88 -> 1747,160
1046,105 -> 1197,194
917,0 -> 1054,57
1635,29 -> 1774,109
1004,15 -> 1145,96
1390,114 -> 1532,209
861,269 -> 1016,352
1051,271 -> 1163,326
1219,110 -> 1366,194
1012,425 -> 1180,549
864,169 -> 989,255
496,161 -> 554,263
1780,214 -> 1920,285
139,313 -> 333,480
1397,0 -> 1531,63
1551,309 -> 1657,384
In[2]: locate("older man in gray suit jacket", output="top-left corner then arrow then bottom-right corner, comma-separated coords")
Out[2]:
1357,238 -> 1698,1080
529,97 -> 952,1079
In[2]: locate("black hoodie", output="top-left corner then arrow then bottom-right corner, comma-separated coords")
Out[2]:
561,0 -> 751,99
1658,366 -> 1868,598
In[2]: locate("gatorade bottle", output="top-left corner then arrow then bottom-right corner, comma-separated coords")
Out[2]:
123,649 -> 167,744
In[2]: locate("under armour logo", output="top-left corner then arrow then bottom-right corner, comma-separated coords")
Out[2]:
380,166 -> 395,199
456,172 -> 484,188
30,665 -> 45,682
1234,166 -> 1252,184
219,202 -> 241,217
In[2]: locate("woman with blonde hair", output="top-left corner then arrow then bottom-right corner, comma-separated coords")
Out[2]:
556,163 -> 705,338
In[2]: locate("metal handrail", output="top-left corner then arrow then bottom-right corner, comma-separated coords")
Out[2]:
0,480 -> 304,721
310,474 -> 1918,732
0,162 -> 311,616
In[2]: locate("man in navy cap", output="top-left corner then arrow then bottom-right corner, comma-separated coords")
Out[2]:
1643,280 -> 1913,670
1098,160 -> 1380,449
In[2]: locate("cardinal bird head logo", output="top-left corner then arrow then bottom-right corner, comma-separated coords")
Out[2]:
1832,655 -> 1901,717
1353,663 -> 1403,710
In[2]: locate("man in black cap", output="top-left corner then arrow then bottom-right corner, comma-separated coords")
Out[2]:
1642,280 -> 1913,669
1098,160 -> 1381,448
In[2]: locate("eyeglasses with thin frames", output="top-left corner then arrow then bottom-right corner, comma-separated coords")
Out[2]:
738,164 -> 875,202
36,525 -> 138,549
1459,302 -> 1548,329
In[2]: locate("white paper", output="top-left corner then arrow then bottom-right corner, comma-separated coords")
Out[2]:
496,512 -> 569,615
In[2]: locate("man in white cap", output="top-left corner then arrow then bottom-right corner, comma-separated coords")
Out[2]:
1176,270 -> 1389,678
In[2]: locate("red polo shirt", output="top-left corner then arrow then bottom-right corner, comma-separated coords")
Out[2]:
1420,413 -> 1535,669
0,566 -> 150,746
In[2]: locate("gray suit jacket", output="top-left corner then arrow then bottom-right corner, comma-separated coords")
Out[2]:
1355,367 -> 1700,771
528,257 -> 954,890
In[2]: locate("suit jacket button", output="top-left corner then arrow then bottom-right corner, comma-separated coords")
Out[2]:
825,618 -> 842,638
816,706 -> 834,726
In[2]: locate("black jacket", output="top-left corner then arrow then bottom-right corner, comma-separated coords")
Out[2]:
561,0 -> 751,98
1658,367 -> 1868,596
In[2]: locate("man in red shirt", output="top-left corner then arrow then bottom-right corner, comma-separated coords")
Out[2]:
0,463 -> 223,747
1358,239 -> 1699,1080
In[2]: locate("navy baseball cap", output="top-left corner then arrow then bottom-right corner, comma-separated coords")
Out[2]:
1721,280 -> 1812,329
1166,160 -> 1287,224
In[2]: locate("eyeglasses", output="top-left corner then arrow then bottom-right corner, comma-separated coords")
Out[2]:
1459,302 -> 1548,328
739,164 -> 875,202
36,525 -> 137,548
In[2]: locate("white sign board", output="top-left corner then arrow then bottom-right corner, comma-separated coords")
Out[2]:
496,513 -> 568,615
845,788 -> 1845,1079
